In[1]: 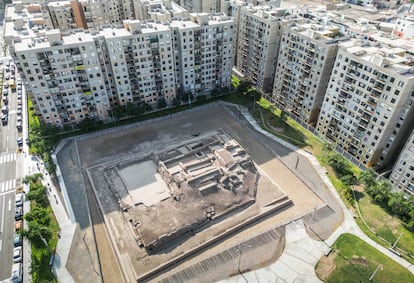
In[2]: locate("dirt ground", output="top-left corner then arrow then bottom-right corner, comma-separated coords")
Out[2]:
59,103 -> 343,282
315,251 -> 336,281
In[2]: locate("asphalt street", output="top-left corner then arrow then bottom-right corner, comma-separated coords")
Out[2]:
0,75 -> 22,280
0,19 -> 26,279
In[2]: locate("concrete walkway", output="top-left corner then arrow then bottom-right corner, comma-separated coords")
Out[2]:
220,104 -> 414,282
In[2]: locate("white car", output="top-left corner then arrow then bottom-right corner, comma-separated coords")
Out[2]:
13,247 -> 22,263
15,192 -> 24,207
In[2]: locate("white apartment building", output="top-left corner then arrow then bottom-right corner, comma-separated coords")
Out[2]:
271,23 -> 340,126
172,0 -> 219,13
171,13 -> 234,96
41,0 -> 126,32
100,20 -> 176,107
13,30 -> 112,125
6,2 -> 234,126
235,5 -> 300,93
389,129 -> 414,195
316,39 -> 414,170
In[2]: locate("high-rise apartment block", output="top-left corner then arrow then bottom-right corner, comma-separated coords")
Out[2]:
316,39 -> 414,169
271,23 -> 340,126
172,0 -> 220,13
390,129 -> 414,195
171,13 -> 234,96
6,3 -> 234,126
235,5 -> 299,93
42,0 -> 128,31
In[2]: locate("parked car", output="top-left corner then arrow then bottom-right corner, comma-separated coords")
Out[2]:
13,247 -> 22,263
15,192 -> 23,207
2,106 -> 8,114
13,234 -> 22,247
15,207 -> 23,220
15,220 -> 23,233
11,262 -> 22,283
16,121 -> 22,132
1,114 -> 8,125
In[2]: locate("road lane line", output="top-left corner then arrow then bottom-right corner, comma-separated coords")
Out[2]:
8,199 -> 11,211
0,196 -> 5,233
1,182 -> 4,192
0,239 -> 2,251
12,179 -> 16,189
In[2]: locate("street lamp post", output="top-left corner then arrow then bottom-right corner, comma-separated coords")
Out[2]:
236,243 -> 253,282
369,264 -> 383,282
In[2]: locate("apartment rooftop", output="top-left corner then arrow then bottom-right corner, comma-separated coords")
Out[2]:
340,39 -> 414,77
290,22 -> 341,43
47,0 -> 71,8
243,4 -> 288,19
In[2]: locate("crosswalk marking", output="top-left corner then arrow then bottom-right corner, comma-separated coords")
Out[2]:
0,153 -> 17,164
0,179 -> 16,193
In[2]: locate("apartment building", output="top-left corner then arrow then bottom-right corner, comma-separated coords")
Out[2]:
41,0 -> 126,32
316,39 -> 414,170
389,129 -> 414,195
13,30 -> 112,126
235,5 -> 300,93
6,1 -> 234,126
172,0 -> 220,13
171,13 -> 234,96
271,23 -> 340,126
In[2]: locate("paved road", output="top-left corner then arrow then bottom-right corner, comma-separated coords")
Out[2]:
0,62 -> 23,280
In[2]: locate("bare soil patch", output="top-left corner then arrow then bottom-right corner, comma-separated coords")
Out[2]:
315,251 -> 336,281
349,256 -> 368,266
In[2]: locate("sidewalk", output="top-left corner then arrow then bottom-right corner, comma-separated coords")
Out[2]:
222,103 -> 414,282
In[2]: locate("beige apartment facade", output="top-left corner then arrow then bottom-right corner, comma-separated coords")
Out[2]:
271,23 -> 339,126
316,39 -> 414,170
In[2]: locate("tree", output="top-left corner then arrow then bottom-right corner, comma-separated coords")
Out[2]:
143,103 -> 152,112
78,117 -> 97,132
22,221 -> 52,248
172,96 -> 181,107
359,168 -> 377,188
157,97 -> 167,109
22,173 -> 43,185
280,110 -> 288,123
181,92 -> 194,103
388,192 -> 410,221
237,80 -> 251,95
111,105 -> 125,119
340,174 -> 356,187
26,186 -> 48,207
323,142 -> 333,153
196,95 -> 207,102
24,206 -> 50,226
372,180 -> 392,205
125,102 -> 137,116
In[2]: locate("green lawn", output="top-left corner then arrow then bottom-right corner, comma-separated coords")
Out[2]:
318,234 -> 414,283
355,188 -> 414,262
27,99 -> 40,127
